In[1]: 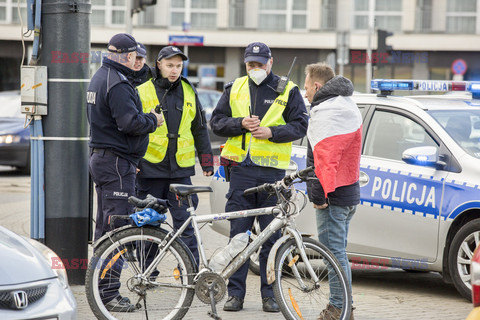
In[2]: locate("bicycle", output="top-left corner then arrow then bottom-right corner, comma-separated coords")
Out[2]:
85,166 -> 352,320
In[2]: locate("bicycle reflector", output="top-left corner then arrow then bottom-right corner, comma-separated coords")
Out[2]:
371,79 -> 480,99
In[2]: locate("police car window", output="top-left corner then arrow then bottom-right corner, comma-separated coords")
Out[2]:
364,110 -> 437,161
429,110 -> 480,158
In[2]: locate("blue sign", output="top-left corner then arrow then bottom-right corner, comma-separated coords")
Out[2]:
168,35 -> 204,47
451,59 -> 467,75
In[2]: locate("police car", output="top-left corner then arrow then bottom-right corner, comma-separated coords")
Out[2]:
209,79 -> 480,300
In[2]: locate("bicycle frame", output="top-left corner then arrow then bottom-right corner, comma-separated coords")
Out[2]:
142,197 -> 320,287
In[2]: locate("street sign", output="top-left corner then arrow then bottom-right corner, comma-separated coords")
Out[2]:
168,35 -> 204,47
451,59 -> 467,75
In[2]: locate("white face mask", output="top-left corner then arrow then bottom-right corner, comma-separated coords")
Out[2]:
248,68 -> 268,85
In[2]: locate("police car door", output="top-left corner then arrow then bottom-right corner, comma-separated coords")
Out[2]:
348,106 -> 447,264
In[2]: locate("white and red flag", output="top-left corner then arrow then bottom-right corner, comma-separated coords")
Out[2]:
307,96 -> 362,196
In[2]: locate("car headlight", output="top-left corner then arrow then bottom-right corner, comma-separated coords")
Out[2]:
27,238 -> 69,289
0,134 -> 21,144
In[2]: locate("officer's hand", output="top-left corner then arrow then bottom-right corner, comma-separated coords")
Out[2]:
242,115 -> 260,131
313,203 -> 328,209
203,171 -> 214,177
250,126 -> 272,139
150,109 -> 164,127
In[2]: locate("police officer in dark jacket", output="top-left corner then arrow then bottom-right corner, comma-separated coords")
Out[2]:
128,42 -> 152,86
86,33 -> 163,312
210,42 -> 308,313
136,46 -> 214,265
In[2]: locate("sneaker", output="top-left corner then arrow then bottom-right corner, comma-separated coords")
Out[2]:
104,295 -> 135,312
317,304 -> 355,320
223,296 -> 244,312
262,297 -> 280,313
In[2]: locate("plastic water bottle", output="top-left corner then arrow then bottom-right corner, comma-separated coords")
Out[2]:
209,230 -> 251,273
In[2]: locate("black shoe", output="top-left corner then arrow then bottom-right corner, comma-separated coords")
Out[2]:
123,244 -> 137,262
262,297 -> 280,313
223,296 -> 244,312
104,295 -> 135,312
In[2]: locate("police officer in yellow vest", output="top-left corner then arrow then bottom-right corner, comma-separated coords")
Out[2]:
210,42 -> 308,313
136,46 -> 214,266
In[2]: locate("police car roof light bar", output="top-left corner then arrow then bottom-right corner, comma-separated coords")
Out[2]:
467,83 -> 480,99
371,79 -> 480,99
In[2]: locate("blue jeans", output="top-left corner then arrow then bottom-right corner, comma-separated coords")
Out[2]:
315,205 -> 355,309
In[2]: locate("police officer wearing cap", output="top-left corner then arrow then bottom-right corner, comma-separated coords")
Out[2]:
86,33 -> 163,312
210,42 -> 308,313
128,42 -> 152,86
136,46 -> 214,266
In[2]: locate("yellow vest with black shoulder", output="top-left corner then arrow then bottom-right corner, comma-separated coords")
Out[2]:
221,76 -> 295,169
137,80 -> 196,167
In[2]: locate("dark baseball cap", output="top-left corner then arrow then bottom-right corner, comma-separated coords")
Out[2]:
137,42 -> 147,58
157,46 -> 188,61
108,33 -> 138,53
244,42 -> 272,64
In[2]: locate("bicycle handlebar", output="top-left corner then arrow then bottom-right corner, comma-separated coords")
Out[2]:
244,183 -> 275,195
243,166 -> 315,196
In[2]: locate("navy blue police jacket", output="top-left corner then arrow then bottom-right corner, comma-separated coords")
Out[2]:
136,75 -> 214,179
86,57 -> 157,166
127,63 -> 153,87
210,72 -> 308,167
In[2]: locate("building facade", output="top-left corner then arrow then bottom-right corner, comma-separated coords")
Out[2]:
1,0 -> 480,92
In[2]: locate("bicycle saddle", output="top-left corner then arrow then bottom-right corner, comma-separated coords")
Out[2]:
169,184 -> 213,196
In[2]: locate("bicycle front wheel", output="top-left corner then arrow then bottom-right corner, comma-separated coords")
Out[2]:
273,237 -> 352,320
85,227 -> 196,320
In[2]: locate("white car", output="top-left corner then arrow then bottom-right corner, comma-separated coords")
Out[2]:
209,79 -> 480,301
0,225 -> 77,319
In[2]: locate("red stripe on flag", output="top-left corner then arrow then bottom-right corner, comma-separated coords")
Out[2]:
313,126 -> 362,196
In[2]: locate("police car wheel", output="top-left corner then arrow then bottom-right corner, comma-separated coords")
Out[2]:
448,219 -> 480,301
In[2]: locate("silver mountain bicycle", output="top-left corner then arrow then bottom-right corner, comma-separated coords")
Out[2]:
85,166 -> 352,320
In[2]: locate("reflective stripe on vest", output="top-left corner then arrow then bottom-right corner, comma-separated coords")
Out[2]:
221,76 -> 295,169
137,80 -> 196,167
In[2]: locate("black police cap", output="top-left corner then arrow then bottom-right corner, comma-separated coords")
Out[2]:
244,42 -> 272,64
108,33 -> 138,53
157,46 -> 188,61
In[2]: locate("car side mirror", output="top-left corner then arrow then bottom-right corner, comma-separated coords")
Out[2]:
402,146 -> 446,169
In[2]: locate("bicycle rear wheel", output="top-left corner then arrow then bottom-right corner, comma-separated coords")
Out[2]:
85,227 -> 196,320
273,237 -> 351,320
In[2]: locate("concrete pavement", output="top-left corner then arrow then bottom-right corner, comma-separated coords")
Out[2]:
0,165 -> 471,319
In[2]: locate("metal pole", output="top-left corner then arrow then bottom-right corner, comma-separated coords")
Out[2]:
126,0 -> 133,34
39,0 -> 91,285
183,0 -> 191,77
366,0 -> 374,92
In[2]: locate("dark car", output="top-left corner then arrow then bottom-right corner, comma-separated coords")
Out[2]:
0,91 -> 30,173
197,88 -> 226,149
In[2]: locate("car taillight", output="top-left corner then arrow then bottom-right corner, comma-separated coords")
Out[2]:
471,246 -> 480,307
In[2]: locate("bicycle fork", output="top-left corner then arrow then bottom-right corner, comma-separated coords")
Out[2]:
266,227 -> 320,288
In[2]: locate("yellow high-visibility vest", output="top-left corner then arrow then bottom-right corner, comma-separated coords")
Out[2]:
137,80 -> 196,167
221,76 -> 295,169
